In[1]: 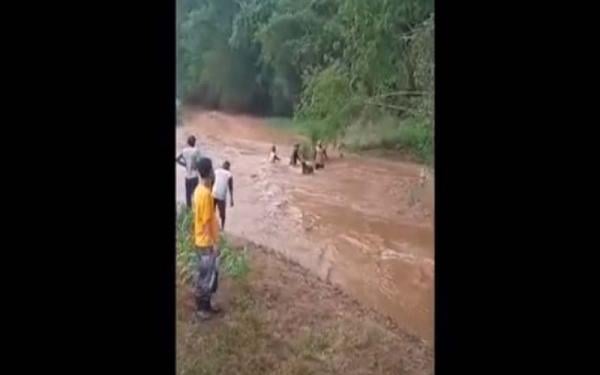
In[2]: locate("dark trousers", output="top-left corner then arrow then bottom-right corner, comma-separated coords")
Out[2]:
214,198 -> 226,229
185,177 -> 199,208
194,248 -> 219,311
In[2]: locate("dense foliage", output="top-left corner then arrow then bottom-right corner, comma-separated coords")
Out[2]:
177,0 -> 434,163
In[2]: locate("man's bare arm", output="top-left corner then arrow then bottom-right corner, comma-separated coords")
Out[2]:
228,177 -> 234,206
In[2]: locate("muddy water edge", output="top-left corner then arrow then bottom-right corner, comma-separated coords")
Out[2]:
176,111 -> 434,345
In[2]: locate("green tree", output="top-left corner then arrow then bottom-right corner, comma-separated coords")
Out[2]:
177,0 -> 434,161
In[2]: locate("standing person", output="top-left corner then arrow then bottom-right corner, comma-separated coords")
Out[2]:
176,135 -> 201,208
290,143 -> 301,166
314,140 -> 326,170
192,157 -> 221,320
212,161 -> 234,230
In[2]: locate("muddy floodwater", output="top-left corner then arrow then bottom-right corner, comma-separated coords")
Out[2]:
176,111 -> 434,344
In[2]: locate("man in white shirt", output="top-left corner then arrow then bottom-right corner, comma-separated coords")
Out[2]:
176,135 -> 202,208
212,161 -> 234,229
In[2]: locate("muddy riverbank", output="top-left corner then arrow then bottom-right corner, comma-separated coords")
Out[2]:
176,110 -> 434,343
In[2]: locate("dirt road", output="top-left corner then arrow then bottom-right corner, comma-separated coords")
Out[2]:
176,110 -> 434,344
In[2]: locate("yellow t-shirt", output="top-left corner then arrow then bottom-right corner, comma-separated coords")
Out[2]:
193,184 -> 219,248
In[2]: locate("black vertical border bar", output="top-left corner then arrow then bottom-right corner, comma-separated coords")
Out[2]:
154,0 -> 176,371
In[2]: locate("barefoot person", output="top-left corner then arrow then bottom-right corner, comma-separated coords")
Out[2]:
212,161 -> 234,230
193,157 -> 221,320
176,135 -> 201,208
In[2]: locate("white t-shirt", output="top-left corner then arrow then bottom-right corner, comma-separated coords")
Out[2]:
212,168 -> 232,201
181,146 -> 201,179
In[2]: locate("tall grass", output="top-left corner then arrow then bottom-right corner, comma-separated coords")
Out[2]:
218,237 -> 250,280
342,115 -> 433,165
176,205 -> 196,284
176,206 -> 249,283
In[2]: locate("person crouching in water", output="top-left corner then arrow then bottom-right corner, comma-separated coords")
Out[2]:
269,145 -> 281,163
314,140 -> 326,170
290,143 -> 314,174
212,161 -> 234,230
301,160 -> 314,174
192,157 -> 221,320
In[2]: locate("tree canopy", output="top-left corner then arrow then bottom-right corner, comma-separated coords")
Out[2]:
177,0 -> 434,162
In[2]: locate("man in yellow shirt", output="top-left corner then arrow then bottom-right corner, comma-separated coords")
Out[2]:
192,157 -> 221,320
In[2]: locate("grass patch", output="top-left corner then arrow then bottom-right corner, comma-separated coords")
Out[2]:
177,302 -> 274,375
176,205 -> 196,284
342,115 -> 433,165
218,237 -> 250,280
176,207 -> 250,282
265,117 -> 297,130
265,117 -> 315,139
293,330 -> 334,362
265,117 -> 310,138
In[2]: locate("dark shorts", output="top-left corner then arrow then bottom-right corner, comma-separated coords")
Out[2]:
315,163 -> 324,169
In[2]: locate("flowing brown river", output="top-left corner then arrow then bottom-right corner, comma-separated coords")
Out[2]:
176,111 -> 434,344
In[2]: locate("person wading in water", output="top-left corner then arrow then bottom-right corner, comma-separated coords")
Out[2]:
269,145 -> 281,163
290,143 -> 301,166
314,140 -> 326,170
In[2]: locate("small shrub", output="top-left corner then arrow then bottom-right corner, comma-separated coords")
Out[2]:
218,237 -> 250,280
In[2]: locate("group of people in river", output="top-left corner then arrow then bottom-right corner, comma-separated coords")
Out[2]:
270,140 -> 329,174
176,135 -> 333,321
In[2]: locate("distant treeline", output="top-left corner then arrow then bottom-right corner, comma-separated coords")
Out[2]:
177,0 -> 433,161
